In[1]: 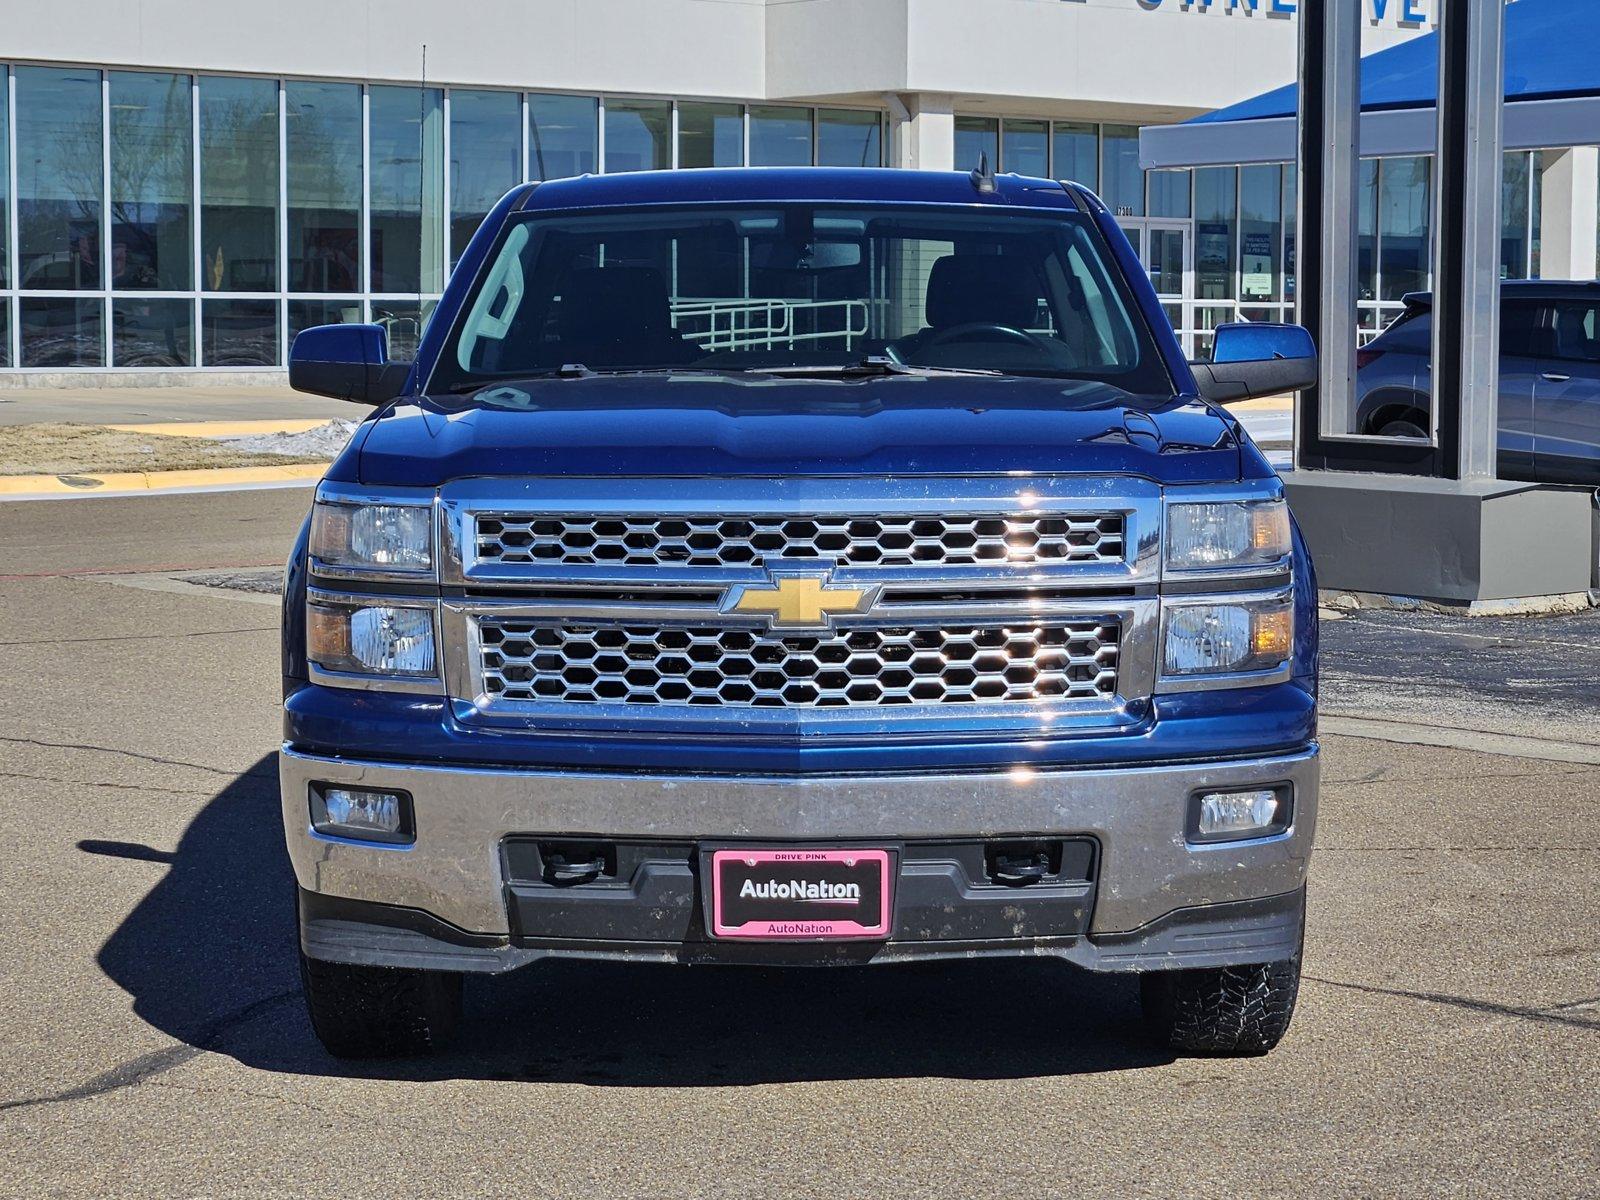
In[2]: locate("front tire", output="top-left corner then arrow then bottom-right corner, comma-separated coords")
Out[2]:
299,950 -> 463,1059
1377,416 -> 1428,439
1139,954 -> 1302,1057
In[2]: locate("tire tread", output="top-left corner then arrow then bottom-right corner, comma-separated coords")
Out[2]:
1141,956 -> 1301,1057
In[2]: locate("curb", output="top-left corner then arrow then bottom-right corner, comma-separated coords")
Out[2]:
0,462 -> 328,499
102,419 -> 337,438
1223,396 -> 1293,412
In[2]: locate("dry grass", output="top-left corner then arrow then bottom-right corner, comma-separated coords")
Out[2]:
1,423 -> 329,477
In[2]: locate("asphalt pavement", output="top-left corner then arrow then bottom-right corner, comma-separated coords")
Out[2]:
0,488 -> 1596,1199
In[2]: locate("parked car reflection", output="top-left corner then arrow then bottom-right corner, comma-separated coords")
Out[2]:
1356,281 -> 1600,484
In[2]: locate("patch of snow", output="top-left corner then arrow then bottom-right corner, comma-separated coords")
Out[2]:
221,420 -> 360,458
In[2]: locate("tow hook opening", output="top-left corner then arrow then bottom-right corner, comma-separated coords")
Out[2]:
985,840 -> 1064,886
538,841 -> 615,886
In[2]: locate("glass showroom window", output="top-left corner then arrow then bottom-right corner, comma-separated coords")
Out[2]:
113,297 -> 192,367
109,72 -> 194,368
750,106 -> 812,167
1357,158 -> 1379,330
450,89 -> 522,264
1147,169 -> 1192,220
1284,163 -> 1298,304
529,94 -> 597,180
200,76 -> 279,292
1194,168 -> 1237,301
286,81 -> 362,295
109,71 -> 192,292
954,116 -> 998,173
1378,156 -> 1430,304
1100,125 -> 1144,218
16,66 -> 104,367
1001,119 -> 1048,177
369,85 -> 445,295
1238,164 -> 1283,320
678,102 -> 744,169
0,68 -> 10,367
1530,150 -> 1543,278
605,99 -> 671,173
1192,167 -> 1237,357
816,109 -> 881,168
1501,151 -> 1531,281
202,298 -> 277,367
1053,122 -> 1098,192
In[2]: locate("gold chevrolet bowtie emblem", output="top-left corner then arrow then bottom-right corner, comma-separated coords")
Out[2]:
728,574 -> 873,629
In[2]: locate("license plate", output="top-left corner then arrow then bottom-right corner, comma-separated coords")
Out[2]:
709,848 -> 892,941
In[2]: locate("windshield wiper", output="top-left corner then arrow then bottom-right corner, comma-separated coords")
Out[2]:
752,356 -> 1005,380
446,364 -> 773,393
446,364 -> 592,392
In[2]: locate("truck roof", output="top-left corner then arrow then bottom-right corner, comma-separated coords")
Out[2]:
1400,279 -> 1600,310
518,167 -> 1087,213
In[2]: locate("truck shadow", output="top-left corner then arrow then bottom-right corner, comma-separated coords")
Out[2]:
93,756 -> 1172,1086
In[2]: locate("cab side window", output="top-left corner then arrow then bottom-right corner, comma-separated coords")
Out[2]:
1499,300 -> 1545,359
1548,302 -> 1600,364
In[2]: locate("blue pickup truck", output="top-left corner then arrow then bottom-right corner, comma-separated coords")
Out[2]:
281,167 -> 1320,1059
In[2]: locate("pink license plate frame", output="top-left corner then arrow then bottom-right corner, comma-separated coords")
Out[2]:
709,848 -> 893,941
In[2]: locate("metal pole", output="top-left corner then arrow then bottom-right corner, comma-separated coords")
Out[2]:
1294,0 -> 1361,467
1433,0 -> 1505,482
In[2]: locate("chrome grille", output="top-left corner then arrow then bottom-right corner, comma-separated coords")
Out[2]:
474,513 -> 1125,569
477,618 -> 1120,708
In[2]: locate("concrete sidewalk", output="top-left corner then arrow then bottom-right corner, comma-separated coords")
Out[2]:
0,384 -> 365,428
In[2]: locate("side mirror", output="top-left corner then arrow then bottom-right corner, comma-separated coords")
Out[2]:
288,323 -> 411,405
1190,322 -> 1318,404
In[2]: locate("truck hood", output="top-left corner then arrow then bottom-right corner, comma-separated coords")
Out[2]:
352,374 -> 1246,487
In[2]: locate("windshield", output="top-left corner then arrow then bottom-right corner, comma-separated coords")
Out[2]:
428,203 -> 1173,394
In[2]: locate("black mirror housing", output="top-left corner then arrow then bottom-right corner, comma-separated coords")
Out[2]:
1191,322 -> 1319,404
289,324 -> 411,405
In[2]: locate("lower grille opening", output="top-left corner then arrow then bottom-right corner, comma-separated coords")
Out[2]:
478,619 -> 1121,709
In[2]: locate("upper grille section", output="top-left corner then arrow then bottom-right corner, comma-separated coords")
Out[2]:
474,512 -> 1126,570
478,618 -> 1121,709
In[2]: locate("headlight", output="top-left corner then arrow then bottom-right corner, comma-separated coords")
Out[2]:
308,600 -> 437,676
1166,499 -> 1290,572
310,501 -> 433,573
1162,597 -> 1293,677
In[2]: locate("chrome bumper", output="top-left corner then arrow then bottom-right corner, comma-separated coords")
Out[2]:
280,744 -> 1318,938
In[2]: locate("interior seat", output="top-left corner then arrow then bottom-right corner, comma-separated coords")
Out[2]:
555,266 -> 698,367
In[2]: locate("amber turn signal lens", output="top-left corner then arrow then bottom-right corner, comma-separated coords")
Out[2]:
1251,607 -> 1294,660
307,603 -> 353,662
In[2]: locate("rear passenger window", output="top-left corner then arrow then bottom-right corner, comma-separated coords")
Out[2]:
1549,302 -> 1600,363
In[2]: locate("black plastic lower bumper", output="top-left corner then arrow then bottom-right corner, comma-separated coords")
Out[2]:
298,883 -> 1306,975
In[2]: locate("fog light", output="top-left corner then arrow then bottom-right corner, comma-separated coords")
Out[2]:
1191,788 -> 1287,843
311,785 -> 413,844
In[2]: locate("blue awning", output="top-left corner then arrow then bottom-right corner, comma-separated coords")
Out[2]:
1142,0 -> 1600,169
1192,0 -> 1599,125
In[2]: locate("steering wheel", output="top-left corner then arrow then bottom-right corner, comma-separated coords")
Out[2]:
920,322 -> 1056,354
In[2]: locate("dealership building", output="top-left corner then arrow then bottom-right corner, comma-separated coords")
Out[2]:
2,0 -> 1583,381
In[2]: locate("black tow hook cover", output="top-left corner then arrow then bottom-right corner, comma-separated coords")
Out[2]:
990,849 -> 1052,886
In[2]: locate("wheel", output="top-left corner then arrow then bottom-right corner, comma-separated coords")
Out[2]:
1139,954 -> 1302,1057
299,950 -> 463,1059
1377,416 -> 1428,439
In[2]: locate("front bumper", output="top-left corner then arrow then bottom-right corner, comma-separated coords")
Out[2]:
281,744 -> 1317,969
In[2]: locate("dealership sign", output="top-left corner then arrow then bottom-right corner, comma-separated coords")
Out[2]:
1138,0 -> 1432,21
